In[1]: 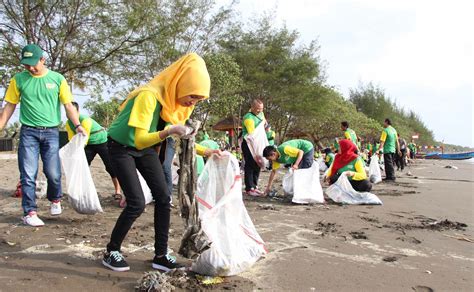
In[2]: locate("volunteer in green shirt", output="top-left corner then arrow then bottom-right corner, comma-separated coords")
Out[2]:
196,139 -> 220,175
102,53 -> 220,273
323,147 -> 335,168
341,121 -> 358,149
66,102 -> 122,201
241,99 -> 266,197
262,139 -> 314,194
265,124 -> 276,146
408,140 -> 417,159
0,44 -> 84,227
377,118 -> 401,181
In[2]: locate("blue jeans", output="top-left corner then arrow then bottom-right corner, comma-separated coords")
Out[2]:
162,137 -> 176,197
18,126 -> 62,214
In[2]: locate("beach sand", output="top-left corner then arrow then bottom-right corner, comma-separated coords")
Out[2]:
0,155 -> 472,291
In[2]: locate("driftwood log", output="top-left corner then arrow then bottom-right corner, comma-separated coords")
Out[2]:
177,120 -> 210,258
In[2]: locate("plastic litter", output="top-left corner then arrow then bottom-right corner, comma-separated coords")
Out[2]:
60,134 -> 103,214
137,170 -> 154,205
325,174 -> 382,205
283,162 -> 325,204
243,122 -> 269,169
191,153 -> 267,276
368,155 -> 382,184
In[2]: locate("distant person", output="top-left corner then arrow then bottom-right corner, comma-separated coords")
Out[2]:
326,139 -> 372,192
341,121 -> 358,148
265,124 -> 276,146
66,102 -> 122,205
0,44 -> 85,227
241,99 -> 266,196
395,134 -> 407,171
377,118 -> 401,181
262,139 -> 314,195
323,147 -> 335,168
408,140 -> 417,160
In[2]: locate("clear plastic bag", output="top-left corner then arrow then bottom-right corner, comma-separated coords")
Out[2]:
317,157 -> 328,172
369,155 -> 382,184
137,170 -> 153,205
191,153 -> 267,276
59,134 -> 103,214
325,174 -> 382,205
244,122 -> 269,169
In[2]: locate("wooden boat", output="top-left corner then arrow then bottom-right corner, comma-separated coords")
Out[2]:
425,151 -> 474,160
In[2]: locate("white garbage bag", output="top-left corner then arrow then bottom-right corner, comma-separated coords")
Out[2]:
59,134 -> 103,214
191,153 -> 267,276
137,171 -> 153,205
317,157 -> 328,172
244,122 -> 269,169
282,162 -> 325,204
325,175 -> 382,205
369,155 -> 382,184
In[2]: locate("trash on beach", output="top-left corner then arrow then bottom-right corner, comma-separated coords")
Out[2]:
136,270 -> 188,292
195,275 -> 224,285
444,165 -> 458,169
325,175 -> 382,205
442,233 -> 474,243
282,162 -> 325,204
137,170 -> 153,204
59,134 -> 103,214
35,176 -> 47,199
191,154 -> 267,276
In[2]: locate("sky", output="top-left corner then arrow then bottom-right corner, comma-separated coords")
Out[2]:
229,0 -> 473,147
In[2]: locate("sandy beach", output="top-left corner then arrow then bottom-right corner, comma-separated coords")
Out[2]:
0,155 -> 472,291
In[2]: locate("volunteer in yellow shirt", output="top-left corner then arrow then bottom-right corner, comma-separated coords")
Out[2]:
102,53 -> 218,273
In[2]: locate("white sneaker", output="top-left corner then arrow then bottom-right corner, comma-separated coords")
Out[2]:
23,212 -> 45,227
50,201 -> 62,216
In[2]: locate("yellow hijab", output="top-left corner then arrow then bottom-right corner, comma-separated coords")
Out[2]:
121,53 -> 210,125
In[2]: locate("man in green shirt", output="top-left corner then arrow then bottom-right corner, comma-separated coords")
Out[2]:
408,140 -> 417,160
377,118 -> 401,181
341,121 -> 358,149
262,139 -> 314,194
0,44 -> 85,226
241,99 -> 266,196
66,102 -> 122,200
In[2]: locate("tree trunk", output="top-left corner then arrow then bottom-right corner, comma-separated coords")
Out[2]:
177,120 -> 210,259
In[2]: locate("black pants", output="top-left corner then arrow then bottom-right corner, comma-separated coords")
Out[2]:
106,140 -> 170,256
350,179 -> 373,192
395,149 -> 406,171
300,148 -> 314,169
384,153 -> 396,180
242,139 -> 260,191
85,142 -> 116,178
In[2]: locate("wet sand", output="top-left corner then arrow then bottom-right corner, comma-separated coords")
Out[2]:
0,155 -> 472,291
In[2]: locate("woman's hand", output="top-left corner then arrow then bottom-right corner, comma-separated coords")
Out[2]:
168,125 -> 188,137
344,171 -> 355,177
204,148 -> 222,157
291,164 -> 299,170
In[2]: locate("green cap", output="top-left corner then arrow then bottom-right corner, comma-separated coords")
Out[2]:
20,44 -> 43,66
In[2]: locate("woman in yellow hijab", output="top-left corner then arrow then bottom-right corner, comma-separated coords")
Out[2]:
103,53 -> 218,272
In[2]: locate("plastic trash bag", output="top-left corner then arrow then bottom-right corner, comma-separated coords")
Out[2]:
317,157 -> 328,172
282,162 -> 325,204
368,155 -> 382,184
59,134 -> 103,214
137,171 -> 153,205
191,153 -> 267,276
35,174 -> 47,199
243,122 -> 269,169
325,175 -> 382,205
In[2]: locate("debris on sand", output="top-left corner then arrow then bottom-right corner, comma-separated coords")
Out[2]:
359,216 -> 380,223
396,236 -> 422,244
350,231 -> 368,240
382,256 -> 398,262
257,204 -> 277,211
136,269 -> 189,292
386,218 -> 468,233
444,165 -> 458,169
412,285 -> 434,292
315,221 -> 339,236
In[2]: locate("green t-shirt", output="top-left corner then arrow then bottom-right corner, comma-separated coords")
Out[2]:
325,153 -> 335,166
337,157 -> 361,181
200,139 -> 219,150
108,94 -> 161,148
276,139 -> 314,165
381,126 -> 398,154
242,112 -> 264,137
67,114 -> 107,145
4,70 -> 73,127
344,128 -> 358,143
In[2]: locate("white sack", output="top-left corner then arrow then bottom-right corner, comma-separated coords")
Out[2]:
283,162 -> 325,204
368,155 -> 382,184
325,174 -> 382,205
244,122 -> 269,169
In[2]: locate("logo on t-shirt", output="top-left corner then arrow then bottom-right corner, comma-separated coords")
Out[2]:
45,83 -> 57,89
23,52 -> 33,57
